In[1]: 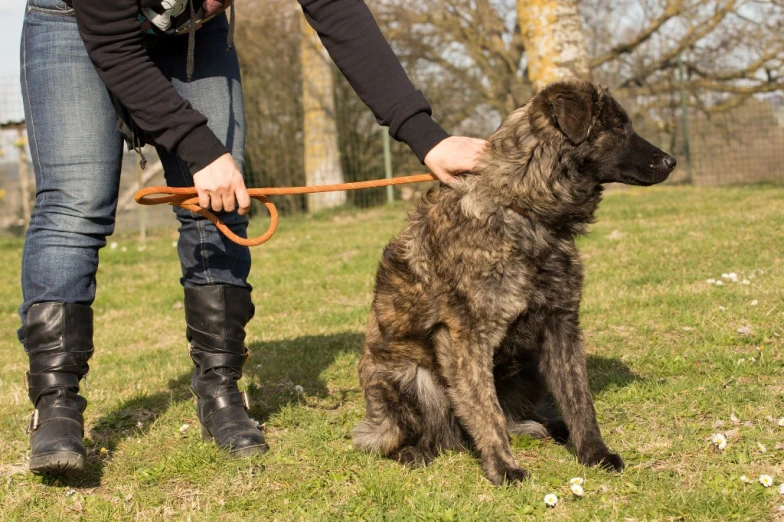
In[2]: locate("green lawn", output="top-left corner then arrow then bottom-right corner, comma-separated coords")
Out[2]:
0,184 -> 782,521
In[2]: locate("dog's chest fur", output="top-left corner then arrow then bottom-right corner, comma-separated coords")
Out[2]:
373,186 -> 584,355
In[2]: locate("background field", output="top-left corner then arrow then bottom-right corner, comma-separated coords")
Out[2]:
0,184 -> 782,521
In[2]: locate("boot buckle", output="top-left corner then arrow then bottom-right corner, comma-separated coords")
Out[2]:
23,371 -> 30,391
241,347 -> 251,368
26,409 -> 40,434
242,391 -> 250,411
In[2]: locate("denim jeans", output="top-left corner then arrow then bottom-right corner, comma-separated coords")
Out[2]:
18,0 -> 251,345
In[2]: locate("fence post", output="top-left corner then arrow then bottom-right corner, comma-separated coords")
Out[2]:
382,127 -> 394,204
136,151 -> 147,241
16,126 -> 31,232
678,54 -> 693,184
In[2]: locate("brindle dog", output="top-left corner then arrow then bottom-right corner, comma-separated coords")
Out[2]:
354,80 -> 676,485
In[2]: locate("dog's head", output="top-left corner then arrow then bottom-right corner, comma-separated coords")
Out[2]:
529,81 -> 676,186
462,81 -> 676,232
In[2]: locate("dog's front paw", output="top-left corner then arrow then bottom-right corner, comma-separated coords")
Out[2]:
485,464 -> 529,485
582,450 -> 625,472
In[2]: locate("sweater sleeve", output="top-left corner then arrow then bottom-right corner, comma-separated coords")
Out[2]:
298,0 -> 449,163
72,0 -> 227,173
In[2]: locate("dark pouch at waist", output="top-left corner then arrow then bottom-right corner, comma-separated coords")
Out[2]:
139,0 -> 233,36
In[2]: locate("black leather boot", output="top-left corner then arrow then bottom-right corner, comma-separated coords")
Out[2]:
24,302 -> 93,473
185,285 -> 268,457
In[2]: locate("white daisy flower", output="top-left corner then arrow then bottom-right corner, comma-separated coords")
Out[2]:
736,325 -> 752,336
777,417 -> 784,427
179,424 -> 189,433
742,279 -> 750,285
721,273 -> 729,279
740,475 -> 753,483
778,483 -> 784,495
750,300 -> 758,306
543,493 -> 558,507
569,477 -> 584,486
294,385 -> 304,394
711,433 -> 727,450
171,241 -> 177,248
570,483 -> 584,497
718,306 -> 727,311
760,475 -> 774,487
758,442 -> 767,453
715,280 -> 724,286
110,242 -> 118,249
65,489 -> 76,497
706,279 -> 716,284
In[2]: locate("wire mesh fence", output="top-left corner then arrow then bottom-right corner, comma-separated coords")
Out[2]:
1,4 -> 783,236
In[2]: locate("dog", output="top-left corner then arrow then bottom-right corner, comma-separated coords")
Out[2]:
352,80 -> 676,485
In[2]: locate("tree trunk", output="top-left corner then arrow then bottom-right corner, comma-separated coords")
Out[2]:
516,0 -> 591,93
299,14 -> 346,211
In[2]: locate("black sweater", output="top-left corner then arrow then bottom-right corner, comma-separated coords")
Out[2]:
70,0 -> 449,173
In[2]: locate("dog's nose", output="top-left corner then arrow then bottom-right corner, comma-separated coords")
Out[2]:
663,156 -> 677,170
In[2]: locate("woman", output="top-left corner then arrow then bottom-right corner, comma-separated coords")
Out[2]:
19,0 -> 487,473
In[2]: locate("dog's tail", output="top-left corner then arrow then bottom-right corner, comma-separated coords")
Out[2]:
507,420 -> 549,439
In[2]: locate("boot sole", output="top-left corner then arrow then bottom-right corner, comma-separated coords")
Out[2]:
230,443 -> 270,458
29,452 -> 85,473
201,426 -> 270,457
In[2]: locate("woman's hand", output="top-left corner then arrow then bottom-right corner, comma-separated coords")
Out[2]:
424,136 -> 489,185
192,153 -> 251,215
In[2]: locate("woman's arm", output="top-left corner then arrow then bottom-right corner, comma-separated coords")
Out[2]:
297,0 -> 450,164
298,0 -> 487,184
72,0 -> 227,174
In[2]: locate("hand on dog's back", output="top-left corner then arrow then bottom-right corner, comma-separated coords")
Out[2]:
424,136 -> 488,186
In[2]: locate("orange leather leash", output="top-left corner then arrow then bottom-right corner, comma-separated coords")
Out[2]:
134,173 -> 438,247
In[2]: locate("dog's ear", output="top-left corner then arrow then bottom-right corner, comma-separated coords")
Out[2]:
531,82 -> 596,145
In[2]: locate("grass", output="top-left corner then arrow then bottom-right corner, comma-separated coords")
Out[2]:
0,184 -> 783,521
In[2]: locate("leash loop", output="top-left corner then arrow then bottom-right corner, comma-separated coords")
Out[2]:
134,174 -> 437,247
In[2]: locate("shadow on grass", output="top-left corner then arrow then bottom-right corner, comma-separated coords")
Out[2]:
41,332 -> 364,488
243,331 -> 365,422
42,335 -> 634,487
38,372 -> 194,488
586,354 -> 639,395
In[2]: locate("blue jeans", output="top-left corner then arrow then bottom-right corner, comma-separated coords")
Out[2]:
18,0 -> 251,345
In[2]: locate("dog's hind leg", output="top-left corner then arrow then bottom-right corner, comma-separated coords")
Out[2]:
354,356 -> 464,466
354,316 -> 464,465
353,350 -> 416,458
354,311 -> 427,460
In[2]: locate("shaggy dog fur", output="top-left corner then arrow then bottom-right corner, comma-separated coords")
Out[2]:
353,80 -> 677,485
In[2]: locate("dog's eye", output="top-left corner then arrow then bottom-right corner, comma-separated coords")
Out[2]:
614,123 -> 626,134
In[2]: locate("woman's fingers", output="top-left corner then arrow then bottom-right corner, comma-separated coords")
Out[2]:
424,136 -> 490,183
430,166 -> 459,186
198,191 -> 210,210
210,193 -> 224,213
235,184 -> 251,216
222,192 -> 236,213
